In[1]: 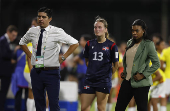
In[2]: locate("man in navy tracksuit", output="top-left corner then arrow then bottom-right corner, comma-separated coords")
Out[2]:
0,25 -> 18,111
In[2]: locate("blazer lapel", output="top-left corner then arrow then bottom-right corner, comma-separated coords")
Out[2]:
134,39 -> 146,61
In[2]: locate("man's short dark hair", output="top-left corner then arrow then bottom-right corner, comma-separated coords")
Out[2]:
6,25 -> 18,33
32,17 -> 37,23
38,7 -> 53,18
151,33 -> 163,41
81,34 -> 92,41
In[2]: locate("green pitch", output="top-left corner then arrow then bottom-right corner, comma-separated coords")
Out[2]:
78,99 -> 170,111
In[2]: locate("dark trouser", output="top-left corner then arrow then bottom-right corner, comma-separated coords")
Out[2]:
78,73 -> 85,94
115,79 -> 150,111
0,76 -> 11,111
15,87 -> 28,111
31,68 -> 60,111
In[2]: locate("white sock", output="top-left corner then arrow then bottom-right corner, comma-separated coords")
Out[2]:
95,101 -> 98,111
157,103 -> 160,111
27,98 -> 35,111
46,108 -> 49,111
160,106 -> 166,111
150,105 -> 153,111
106,103 -> 108,111
128,107 -> 136,111
106,103 -> 112,111
33,101 -> 36,111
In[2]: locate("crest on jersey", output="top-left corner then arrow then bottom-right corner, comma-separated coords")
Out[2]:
84,85 -> 90,89
102,46 -> 109,51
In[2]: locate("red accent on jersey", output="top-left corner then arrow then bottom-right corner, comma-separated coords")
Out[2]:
87,41 -> 90,46
111,43 -> 116,50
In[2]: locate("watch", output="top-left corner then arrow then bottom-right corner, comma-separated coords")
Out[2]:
61,55 -> 66,61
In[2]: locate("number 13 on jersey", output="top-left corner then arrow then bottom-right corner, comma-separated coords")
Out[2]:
93,52 -> 103,61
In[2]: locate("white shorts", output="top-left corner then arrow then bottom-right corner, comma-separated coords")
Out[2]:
165,79 -> 170,95
112,78 -> 118,88
24,73 -> 32,88
150,82 -> 166,98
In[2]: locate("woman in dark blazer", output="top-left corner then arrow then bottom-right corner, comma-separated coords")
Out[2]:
115,19 -> 160,111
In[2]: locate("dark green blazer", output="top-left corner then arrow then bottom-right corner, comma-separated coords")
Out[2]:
123,39 -> 160,88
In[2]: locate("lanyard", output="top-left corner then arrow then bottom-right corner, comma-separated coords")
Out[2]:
36,26 -> 51,55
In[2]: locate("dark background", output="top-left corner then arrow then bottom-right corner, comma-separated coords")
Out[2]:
0,0 -> 169,46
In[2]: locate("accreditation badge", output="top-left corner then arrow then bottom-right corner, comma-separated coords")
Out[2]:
35,56 -> 44,68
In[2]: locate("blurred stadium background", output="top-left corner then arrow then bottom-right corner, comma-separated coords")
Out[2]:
0,0 -> 170,111
0,0 -> 170,45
